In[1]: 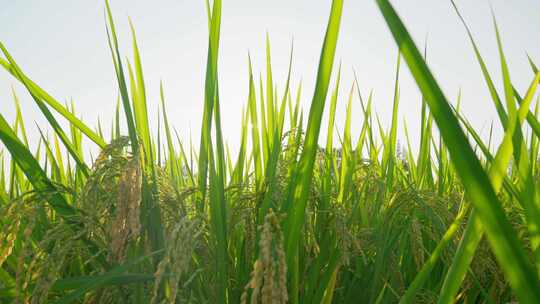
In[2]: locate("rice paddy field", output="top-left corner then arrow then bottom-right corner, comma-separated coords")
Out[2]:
1,0 -> 540,303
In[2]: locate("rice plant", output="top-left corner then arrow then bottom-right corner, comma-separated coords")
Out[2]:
1,0 -> 540,303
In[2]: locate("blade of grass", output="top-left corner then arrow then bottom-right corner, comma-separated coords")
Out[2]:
105,0 -> 139,153
0,113 -> 74,217
197,0 -> 222,207
0,52 -> 106,149
283,1 -> 343,302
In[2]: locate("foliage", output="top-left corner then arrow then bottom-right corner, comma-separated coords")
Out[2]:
1,0 -> 540,303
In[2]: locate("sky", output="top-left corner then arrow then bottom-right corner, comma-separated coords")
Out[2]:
1,0 -> 540,157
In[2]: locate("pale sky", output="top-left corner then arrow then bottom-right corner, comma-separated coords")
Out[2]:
1,1 -> 540,157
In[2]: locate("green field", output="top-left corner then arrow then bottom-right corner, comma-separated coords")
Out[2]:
1,0 -> 540,303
